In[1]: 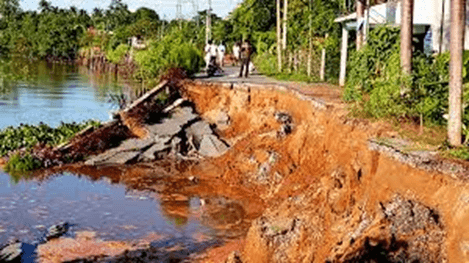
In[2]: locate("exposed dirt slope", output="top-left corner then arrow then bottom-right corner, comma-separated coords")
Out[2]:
182,81 -> 469,263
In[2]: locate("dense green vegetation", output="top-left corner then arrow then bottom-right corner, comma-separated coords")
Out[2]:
344,25 -> 469,132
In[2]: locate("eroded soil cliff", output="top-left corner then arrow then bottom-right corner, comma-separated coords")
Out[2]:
181,81 -> 469,263
33,80 -> 469,262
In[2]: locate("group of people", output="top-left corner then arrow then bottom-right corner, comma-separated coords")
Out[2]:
204,41 -> 226,72
204,39 -> 254,78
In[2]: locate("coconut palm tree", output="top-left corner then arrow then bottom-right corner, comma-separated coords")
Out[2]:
356,0 -> 364,50
448,0 -> 466,146
400,0 -> 413,75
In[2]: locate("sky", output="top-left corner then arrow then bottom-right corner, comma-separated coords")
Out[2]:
19,0 -> 243,20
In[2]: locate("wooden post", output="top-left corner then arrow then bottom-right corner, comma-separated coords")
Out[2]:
339,27 -> 349,86
448,0 -> 466,146
320,33 -> 328,81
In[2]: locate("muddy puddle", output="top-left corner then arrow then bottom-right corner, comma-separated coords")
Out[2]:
0,169 -> 241,246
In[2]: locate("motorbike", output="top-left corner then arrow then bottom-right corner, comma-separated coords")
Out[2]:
207,56 -> 220,77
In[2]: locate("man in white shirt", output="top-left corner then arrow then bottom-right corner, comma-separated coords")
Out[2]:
232,42 -> 240,65
204,40 -> 213,71
217,42 -> 226,67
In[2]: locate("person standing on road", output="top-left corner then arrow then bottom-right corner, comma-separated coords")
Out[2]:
233,41 -> 241,66
217,41 -> 226,67
239,39 -> 252,78
204,40 -> 213,71
205,40 -> 218,71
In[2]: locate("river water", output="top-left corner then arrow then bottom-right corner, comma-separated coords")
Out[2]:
0,61 -> 215,246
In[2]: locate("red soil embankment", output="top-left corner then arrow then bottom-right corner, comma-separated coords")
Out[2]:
182,81 -> 469,263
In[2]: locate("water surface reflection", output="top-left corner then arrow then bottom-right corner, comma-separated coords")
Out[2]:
0,171 -> 213,244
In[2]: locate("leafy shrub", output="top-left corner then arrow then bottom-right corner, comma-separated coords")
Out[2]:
106,44 -> 129,64
343,25 -> 469,130
133,34 -> 203,81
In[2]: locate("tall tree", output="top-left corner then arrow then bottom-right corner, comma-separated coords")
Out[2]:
0,0 -> 20,20
400,0 -> 413,74
448,0 -> 466,146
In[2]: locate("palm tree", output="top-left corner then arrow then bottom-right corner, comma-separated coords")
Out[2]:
277,0 -> 282,72
448,0 -> 466,146
400,0 -> 413,75
356,0 -> 364,50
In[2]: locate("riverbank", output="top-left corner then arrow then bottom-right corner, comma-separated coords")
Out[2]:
13,77 -> 464,262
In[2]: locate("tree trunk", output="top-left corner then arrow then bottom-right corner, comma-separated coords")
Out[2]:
283,0 -> 288,50
400,0 -> 413,74
448,0 -> 466,146
277,0 -> 282,72
307,39 -> 312,77
320,34 -> 328,81
294,50 -> 298,73
307,0 -> 312,77
356,0 -> 364,50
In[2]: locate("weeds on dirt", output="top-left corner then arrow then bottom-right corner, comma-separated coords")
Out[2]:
446,147 -> 469,161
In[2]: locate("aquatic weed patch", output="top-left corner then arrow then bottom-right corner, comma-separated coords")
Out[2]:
4,153 -> 41,172
0,120 -> 101,157
0,120 -> 101,172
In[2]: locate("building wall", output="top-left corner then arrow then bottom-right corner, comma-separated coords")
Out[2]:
390,0 -> 469,52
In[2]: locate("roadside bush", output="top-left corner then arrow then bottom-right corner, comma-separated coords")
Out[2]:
343,25 -> 469,130
134,36 -> 203,81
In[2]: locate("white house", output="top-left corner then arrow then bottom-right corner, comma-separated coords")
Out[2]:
335,0 -> 469,86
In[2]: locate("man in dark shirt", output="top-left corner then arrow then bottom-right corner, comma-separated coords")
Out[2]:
239,39 -> 252,78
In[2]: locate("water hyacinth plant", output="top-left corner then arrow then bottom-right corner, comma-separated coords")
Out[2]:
0,120 -> 101,172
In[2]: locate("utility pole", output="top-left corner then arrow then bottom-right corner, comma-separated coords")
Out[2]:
206,0 -> 212,44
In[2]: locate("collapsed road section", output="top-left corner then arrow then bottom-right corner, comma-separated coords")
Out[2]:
37,80 -> 230,168
18,79 -> 469,262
